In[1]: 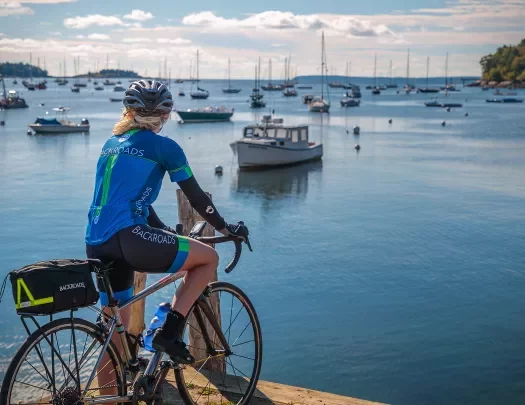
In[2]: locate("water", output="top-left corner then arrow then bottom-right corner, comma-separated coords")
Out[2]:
1,78 -> 525,405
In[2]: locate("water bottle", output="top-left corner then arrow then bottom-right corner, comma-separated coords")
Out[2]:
143,302 -> 171,352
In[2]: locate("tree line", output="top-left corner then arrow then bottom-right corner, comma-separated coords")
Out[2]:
480,39 -> 525,83
0,63 -> 48,78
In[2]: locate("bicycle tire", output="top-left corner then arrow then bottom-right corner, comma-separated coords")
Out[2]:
174,281 -> 263,405
0,317 -> 126,405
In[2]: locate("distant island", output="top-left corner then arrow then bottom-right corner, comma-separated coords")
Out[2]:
469,38 -> 525,88
0,62 -> 48,78
75,69 -> 142,79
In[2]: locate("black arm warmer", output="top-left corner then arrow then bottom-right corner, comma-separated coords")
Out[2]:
147,206 -> 167,229
177,176 -> 226,230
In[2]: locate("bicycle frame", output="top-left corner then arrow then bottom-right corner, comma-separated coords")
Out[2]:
82,269 -> 233,403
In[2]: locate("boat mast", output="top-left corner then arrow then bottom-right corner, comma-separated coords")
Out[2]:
374,53 -> 377,87
228,58 -> 231,88
29,52 -> 32,82
258,57 -> 261,90
389,60 -> 392,85
269,58 -> 272,85
321,31 -> 325,99
444,52 -> 449,86
426,56 -> 430,88
406,48 -> 410,87
196,50 -> 199,82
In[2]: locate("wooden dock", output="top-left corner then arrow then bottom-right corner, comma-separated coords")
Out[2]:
163,370 -> 388,405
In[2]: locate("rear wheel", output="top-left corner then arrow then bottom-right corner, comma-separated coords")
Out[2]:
174,281 -> 263,405
0,318 -> 125,405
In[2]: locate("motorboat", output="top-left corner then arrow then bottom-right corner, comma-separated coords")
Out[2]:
28,107 -> 90,134
371,87 -> 381,95
283,88 -> 298,97
345,86 -> 361,99
109,97 -> 123,102
486,98 -> 523,103
113,85 -> 126,92
340,98 -> 360,107
230,119 -> 323,169
0,88 -> 28,109
328,82 -> 345,88
71,87 -> 80,93
261,83 -> 283,91
302,94 -> 314,104
73,83 -> 87,88
424,100 -> 463,108
296,85 -> 313,89
175,106 -> 234,123
424,100 -> 443,107
103,80 -> 116,86
94,86 -> 104,91
178,91 -> 185,97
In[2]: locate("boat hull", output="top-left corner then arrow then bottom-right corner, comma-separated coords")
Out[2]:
222,89 -> 241,94
234,142 -> 323,169
190,93 -> 209,99
28,125 -> 90,134
176,111 -> 233,123
418,88 -> 439,93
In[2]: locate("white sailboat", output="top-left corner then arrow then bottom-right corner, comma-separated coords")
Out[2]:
309,31 -> 330,113
222,58 -> 241,94
404,49 -> 415,94
190,50 -> 209,99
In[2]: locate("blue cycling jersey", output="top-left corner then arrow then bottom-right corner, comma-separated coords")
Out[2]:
85,129 -> 192,245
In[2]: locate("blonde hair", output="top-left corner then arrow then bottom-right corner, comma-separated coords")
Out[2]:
112,109 -> 167,135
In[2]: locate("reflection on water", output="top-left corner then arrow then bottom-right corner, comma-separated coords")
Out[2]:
232,160 -> 323,203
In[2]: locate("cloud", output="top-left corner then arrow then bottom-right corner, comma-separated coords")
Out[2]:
1,0 -> 77,16
156,37 -> 191,45
64,14 -> 127,29
123,9 -> 153,21
0,2 -> 34,16
87,33 -> 110,40
122,37 -> 151,43
182,11 -> 395,37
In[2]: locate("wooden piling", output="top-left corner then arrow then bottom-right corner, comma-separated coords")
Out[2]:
128,272 -> 147,354
176,189 -> 224,372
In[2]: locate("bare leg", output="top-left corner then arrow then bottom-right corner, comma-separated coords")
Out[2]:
172,239 -> 219,316
96,305 -> 131,395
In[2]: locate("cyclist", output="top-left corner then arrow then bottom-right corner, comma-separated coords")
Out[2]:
85,80 -> 248,368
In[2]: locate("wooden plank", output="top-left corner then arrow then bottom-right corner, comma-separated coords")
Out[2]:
176,189 -> 224,373
164,370 -> 388,405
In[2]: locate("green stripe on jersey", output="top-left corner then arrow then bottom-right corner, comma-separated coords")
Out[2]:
101,155 -> 118,206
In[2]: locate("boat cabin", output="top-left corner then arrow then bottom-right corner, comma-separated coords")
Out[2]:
243,124 -> 310,148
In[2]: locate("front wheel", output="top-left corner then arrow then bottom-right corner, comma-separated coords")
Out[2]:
0,317 -> 126,405
174,281 -> 263,405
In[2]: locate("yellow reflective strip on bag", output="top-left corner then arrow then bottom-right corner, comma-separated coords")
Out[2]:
15,278 -> 53,309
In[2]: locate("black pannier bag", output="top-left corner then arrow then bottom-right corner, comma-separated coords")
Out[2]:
9,259 -> 99,315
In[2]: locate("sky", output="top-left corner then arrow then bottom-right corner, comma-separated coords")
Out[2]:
1,0 -> 524,79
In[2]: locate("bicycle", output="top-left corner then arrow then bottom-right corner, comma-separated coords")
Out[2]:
0,221 -> 262,405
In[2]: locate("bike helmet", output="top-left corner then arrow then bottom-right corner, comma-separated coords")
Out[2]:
123,80 -> 173,113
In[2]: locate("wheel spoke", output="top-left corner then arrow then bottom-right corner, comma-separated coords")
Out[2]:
22,358 -> 50,385
230,353 -> 255,361
13,380 -> 51,392
231,339 -> 254,348
230,321 -> 252,347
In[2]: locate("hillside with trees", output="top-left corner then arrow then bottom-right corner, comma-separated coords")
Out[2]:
0,62 -> 48,78
480,39 -> 525,83
77,69 -> 141,78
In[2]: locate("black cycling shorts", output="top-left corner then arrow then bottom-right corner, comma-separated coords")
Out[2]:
86,224 -> 191,305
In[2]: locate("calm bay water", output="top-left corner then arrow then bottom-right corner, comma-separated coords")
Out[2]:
1,78 -> 525,405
